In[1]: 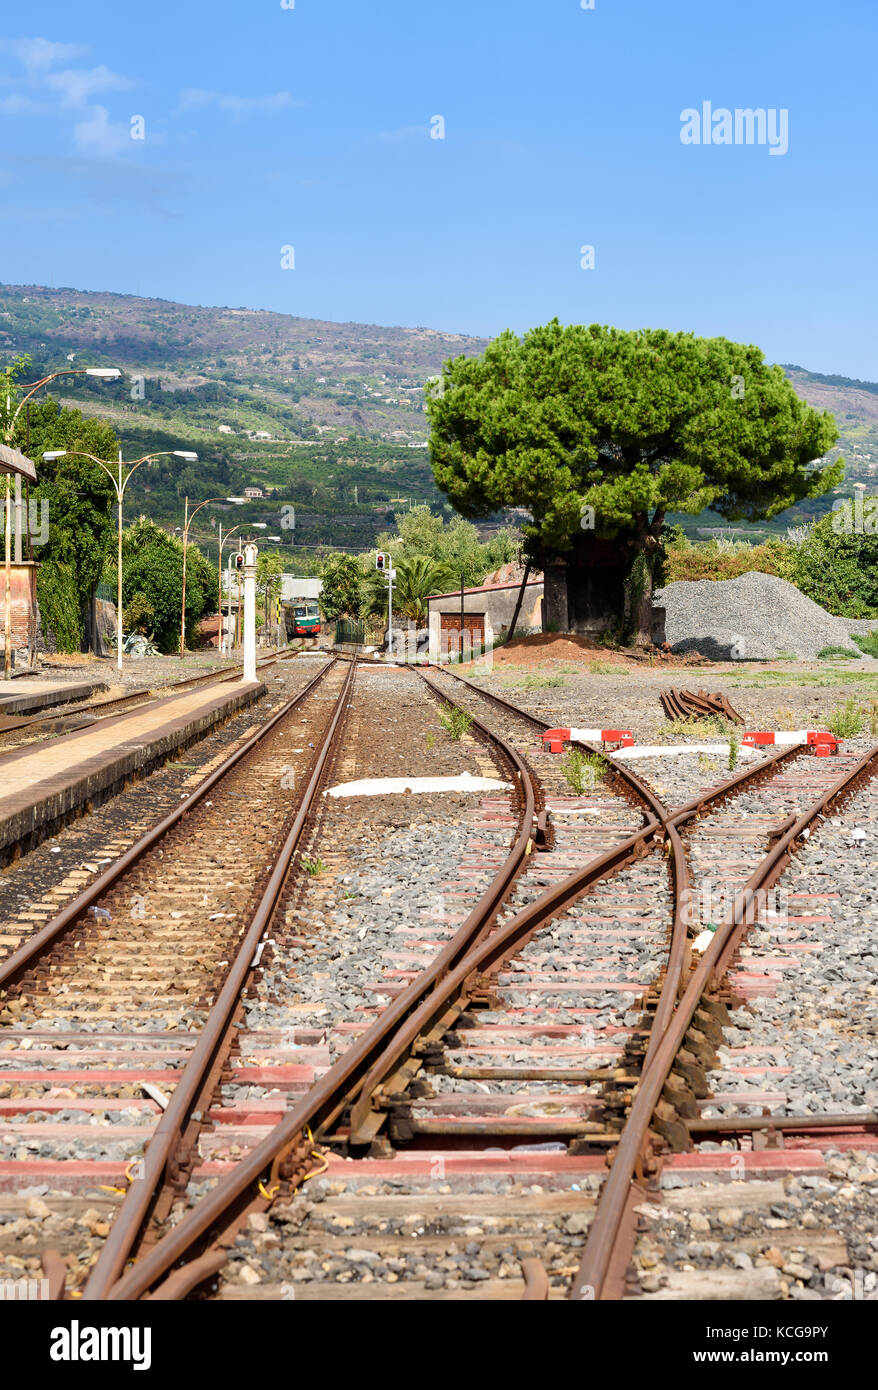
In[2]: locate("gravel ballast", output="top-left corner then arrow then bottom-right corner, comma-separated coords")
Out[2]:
656,572 -> 877,661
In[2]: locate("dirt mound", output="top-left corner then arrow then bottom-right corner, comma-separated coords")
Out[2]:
464,633 -> 706,671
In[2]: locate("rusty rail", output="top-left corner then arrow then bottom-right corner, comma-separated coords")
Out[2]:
96,666 -> 542,1299
0,659 -> 337,996
82,658 -> 358,1298
570,740 -> 878,1301
93,664 -> 812,1300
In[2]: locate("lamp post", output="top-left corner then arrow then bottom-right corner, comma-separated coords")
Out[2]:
3,366 -> 121,678
218,523 -> 245,656
178,497 -> 240,658
42,447 -> 197,674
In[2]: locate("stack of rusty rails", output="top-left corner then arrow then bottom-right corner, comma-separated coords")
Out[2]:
76,668 -> 811,1302
0,656 -> 350,1295
660,688 -> 743,724
571,739 -> 878,1303
0,648 -> 303,747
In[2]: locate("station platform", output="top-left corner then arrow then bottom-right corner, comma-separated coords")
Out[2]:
0,678 -> 264,862
0,675 -> 110,717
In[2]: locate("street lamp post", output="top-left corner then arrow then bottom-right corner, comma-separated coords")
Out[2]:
217,522 -> 246,656
42,448 -> 197,674
3,366 -> 121,678
178,497 -> 239,658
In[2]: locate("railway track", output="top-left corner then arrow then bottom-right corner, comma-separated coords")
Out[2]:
0,656 -> 351,1293
1,661 -> 875,1303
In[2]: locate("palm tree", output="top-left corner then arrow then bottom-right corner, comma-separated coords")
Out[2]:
393,555 -> 455,622
363,554 -> 455,625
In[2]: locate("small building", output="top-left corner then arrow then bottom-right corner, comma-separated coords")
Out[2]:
0,443 -> 38,665
217,424 -> 234,434
280,575 -> 322,603
254,431 -> 272,442
426,564 -> 543,661
244,486 -> 264,499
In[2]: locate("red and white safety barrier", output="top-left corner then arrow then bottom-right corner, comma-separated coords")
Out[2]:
742,729 -> 839,757
541,727 -> 635,754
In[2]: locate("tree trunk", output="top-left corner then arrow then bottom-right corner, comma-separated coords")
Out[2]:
623,546 -> 659,647
542,562 -> 569,633
634,560 -> 655,646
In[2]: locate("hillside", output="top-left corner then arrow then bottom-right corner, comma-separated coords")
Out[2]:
1,283 -> 874,553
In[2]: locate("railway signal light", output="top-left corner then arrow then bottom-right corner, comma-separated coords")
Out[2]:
234,552 -> 245,572
376,552 -> 391,572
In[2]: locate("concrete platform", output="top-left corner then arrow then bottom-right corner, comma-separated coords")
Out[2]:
0,679 -> 264,863
0,676 -> 110,716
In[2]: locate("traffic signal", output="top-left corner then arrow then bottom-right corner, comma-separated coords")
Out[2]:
234,552 -> 245,571
376,552 -> 390,571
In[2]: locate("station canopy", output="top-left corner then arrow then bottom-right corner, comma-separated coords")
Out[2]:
0,443 -> 37,482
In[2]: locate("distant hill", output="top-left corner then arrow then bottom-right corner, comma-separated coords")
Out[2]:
1,283 -> 874,550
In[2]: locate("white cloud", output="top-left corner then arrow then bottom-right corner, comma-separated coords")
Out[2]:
0,93 -> 46,115
46,64 -> 133,109
374,125 -> 429,144
73,104 -> 132,157
178,87 -> 296,118
0,38 -> 87,71
0,37 -> 137,160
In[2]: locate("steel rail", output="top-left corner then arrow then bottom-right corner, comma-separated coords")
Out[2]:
82,658 -> 358,1298
570,741 -> 878,1301
102,669 -> 545,1300
426,664 -> 800,1072
0,659 -> 337,995
101,667 -> 805,1300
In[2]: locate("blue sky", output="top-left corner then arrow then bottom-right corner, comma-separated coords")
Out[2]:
1,0 -> 876,376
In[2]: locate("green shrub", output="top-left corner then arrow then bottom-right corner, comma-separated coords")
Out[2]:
791,508 -> 878,618
664,536 -> 794,585
817,645 -> 860,660
852,630 -> 878,657
36,560 -> 81,652
827,698 -> 864,739
438,706 -> 473,740
123,592 -> 155,637
728,728 -> 740,772
563,748 -> 606,794
300,855 -> 326,876
665,714 -> 731,737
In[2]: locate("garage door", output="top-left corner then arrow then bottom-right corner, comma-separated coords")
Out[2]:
440,612 -> 485,656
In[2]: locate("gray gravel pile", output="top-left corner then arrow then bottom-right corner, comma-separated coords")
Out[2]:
655,572 -> 877,661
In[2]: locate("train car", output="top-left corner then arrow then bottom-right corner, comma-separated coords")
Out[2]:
291,599 -> 321,636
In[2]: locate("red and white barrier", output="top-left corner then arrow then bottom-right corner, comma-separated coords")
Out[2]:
541,727 -> 634,754
742,729 -> 839,757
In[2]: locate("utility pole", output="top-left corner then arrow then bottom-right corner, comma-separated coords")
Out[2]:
387,561 -> 394,661
242,542 -> 258,682
459,574 -> 465,662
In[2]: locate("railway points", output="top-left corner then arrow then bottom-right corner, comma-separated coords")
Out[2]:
0,651 -> 875,1311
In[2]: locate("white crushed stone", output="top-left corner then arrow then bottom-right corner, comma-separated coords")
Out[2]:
325,771 -> 511,798
655,571 -> 877,661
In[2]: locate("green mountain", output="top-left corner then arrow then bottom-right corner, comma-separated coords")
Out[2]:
1,283 -> 873,551
0,282 -> 488,557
